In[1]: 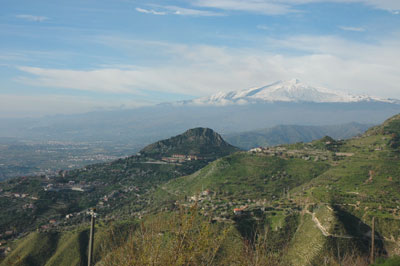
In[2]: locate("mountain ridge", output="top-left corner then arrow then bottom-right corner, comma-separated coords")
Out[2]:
224,122 -> 372,150
175,79 -> 400,106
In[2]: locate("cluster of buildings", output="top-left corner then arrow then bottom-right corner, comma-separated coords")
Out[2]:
248,146 -> 337,162
161,154 -> 203,163
43,181 -> 93,192
187,190 -> 254,216
249,146 -> 287,155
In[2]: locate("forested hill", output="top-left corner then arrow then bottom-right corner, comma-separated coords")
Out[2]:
139,127 -> 240,158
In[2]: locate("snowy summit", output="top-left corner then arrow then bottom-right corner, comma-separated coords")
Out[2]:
180,79 -> 398,106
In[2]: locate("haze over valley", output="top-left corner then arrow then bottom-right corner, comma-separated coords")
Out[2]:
1,80 -> 398,180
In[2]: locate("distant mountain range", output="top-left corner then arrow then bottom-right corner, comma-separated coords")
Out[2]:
176,79 -> 400,106
224,122 -> 372,150
0,79 -> 399,148
0,122 -> 371,180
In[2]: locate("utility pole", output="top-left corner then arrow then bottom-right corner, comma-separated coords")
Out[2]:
88,208 -> 97,266
370,216 -> 375,264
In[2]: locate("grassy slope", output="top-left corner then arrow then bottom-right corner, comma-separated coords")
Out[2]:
44,229 -> 89,266
1,221 -> 135,266
1,231 -> 59,266
294,130 -> 400,239
284,114 -> 400,257
157,152 -> 330,202
285,211 -> 327,266
151,114 -> 400,262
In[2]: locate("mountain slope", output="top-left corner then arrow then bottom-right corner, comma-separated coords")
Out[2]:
182,79 -> 399,106
0,128 -> 237,237
148,113 -> 400,261
1,221 -> 134,266
155,152 -> 329,203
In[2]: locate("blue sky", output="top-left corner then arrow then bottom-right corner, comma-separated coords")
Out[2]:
1,0 -> 400,117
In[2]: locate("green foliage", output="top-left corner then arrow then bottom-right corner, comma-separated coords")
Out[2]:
384,118 -> 400,149
373,256 -> 400,266
99,206 -> 286,266
99,207 -> 235,266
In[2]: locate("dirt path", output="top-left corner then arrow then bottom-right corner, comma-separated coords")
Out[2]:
305,208 -> 353,239
311,212 -> 330,237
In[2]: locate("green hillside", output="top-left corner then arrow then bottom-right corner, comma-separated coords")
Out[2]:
156,152 -> 329,202
145,114 -> 400,264
2,115 -> 400,265
1,221 -> 135,266
0,128 -> 238,244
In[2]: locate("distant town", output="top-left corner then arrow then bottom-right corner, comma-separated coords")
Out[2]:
0,140 -> 139,180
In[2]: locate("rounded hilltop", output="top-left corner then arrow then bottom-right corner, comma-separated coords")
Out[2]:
139,127 -> 239,159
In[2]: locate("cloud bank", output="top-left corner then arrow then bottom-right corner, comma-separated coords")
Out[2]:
191,0 -> 400,14
16,34 -> 400,99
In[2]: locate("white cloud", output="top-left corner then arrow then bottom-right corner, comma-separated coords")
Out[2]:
15,33 -> 400,99
193,0 -> 294,15
17,66 -> 144,94
136,6 -> 223,16
163,6 -> 224,16
362,0 -> 400,12
135,7 -> 166,15
339,26 -> 366,32
16,14 -> 49,22
191,0 -> 400,14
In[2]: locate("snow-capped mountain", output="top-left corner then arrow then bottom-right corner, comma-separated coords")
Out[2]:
180,79 -> 399,106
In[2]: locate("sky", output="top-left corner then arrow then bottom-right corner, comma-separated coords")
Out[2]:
1,0 -> 400,117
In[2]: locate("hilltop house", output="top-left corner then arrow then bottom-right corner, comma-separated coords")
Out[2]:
162,154 -> 203,163
201,189 -> 212,196
233,205 -> 248,215
172,154 -> 185,158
